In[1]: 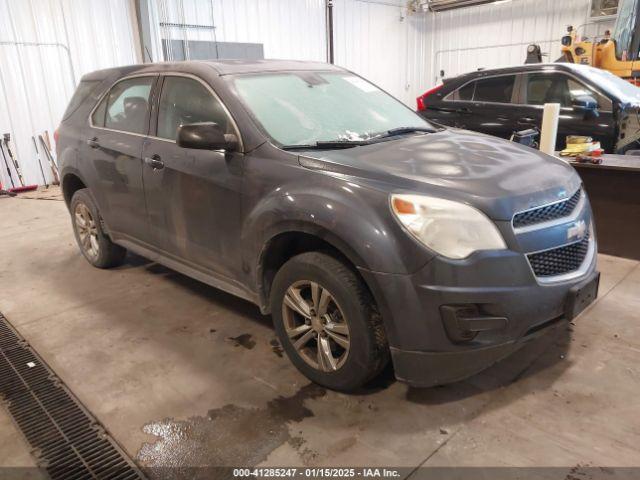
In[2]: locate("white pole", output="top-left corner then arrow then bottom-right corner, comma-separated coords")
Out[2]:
540,103 -> 561,156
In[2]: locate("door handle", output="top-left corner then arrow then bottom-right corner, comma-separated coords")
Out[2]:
518,117 -> 537,124
144,154 -> 164,170
87,137 -> 100,149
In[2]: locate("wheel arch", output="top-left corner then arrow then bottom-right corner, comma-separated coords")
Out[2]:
61,171 -> 87,207
257,224 -> 371,315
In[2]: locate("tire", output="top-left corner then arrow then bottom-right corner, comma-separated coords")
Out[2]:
70,189 -> 126,268
270,252 -> 389,391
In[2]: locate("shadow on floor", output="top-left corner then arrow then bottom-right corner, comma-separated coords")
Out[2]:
122,252 -> 572,402
32,249 -> 575,470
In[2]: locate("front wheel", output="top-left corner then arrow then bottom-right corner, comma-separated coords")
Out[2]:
270,252 -> 389,391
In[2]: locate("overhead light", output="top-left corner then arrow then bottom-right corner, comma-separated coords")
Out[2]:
427,0 -> 512,11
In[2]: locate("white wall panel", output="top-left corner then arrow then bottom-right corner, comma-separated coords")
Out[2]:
423,0 -> 615,89
0,0 -> 139,187
148,0 -> 327,62
148,0 -> 427,105
0,0 -> 620,189
332,0 -> 430,105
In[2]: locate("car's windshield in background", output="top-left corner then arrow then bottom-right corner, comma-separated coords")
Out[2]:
232,72 -> 433,147
583,66 -> 640,102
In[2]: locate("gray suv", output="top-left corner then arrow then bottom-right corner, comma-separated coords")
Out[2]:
57,60 -> 599,391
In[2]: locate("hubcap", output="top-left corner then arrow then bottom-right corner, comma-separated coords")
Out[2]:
282,280 -> 350,372
74,202 -> 99,260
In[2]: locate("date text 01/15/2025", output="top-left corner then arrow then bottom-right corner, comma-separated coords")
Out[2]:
232,468 -> 401,478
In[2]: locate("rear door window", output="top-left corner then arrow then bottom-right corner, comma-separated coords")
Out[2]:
473,75 -> 516,103
94,77 -> 155,134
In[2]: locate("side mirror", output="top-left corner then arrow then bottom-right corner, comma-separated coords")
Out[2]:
177,122 -> 238,151
572,95 -> 599,119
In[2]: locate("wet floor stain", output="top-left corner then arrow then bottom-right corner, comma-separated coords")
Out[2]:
269,338 -> 284,358
227,333 -> 255,349
137,383 -> 326,474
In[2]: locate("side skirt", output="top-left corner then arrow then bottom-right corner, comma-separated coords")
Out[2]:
113,234 -> 260,307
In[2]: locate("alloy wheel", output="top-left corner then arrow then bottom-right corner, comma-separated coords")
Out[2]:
282,280 -> 350,372
74,202 -> 100,260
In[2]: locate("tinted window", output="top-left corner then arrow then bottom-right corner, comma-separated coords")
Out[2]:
526,73 -> 612,109
157,76 -> 231,140
473,76 -> 515,103
567,78 -> 613,110
526,74 -> 570,106
102,77 -> 154,134
64,80 -> 100,120
447,81 -> 475,101
457,82 -> 475,101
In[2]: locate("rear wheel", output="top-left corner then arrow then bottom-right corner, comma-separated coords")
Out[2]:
271,252 -> 388,391
70,189 -> 126,268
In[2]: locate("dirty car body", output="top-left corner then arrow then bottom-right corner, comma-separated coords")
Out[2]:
57,60 -> 599,389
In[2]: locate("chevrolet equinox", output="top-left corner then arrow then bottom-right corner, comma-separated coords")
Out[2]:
57,60 -> 600,391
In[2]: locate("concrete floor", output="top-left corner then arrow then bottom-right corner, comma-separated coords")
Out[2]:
1,191 -> 639,476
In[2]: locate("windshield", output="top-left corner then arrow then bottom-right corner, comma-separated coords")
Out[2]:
613,0 -> 638,60
581,65 -> 640,102
231,72 -> 433,147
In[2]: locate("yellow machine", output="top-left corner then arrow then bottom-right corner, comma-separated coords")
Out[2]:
560,0 -> 640,84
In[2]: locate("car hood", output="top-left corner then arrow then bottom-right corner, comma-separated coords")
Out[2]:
298,129 -> 582,221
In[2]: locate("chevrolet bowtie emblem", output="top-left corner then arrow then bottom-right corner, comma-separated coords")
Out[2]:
567,220 -> 587,241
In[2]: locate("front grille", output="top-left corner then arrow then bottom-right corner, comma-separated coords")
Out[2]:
513,188 -> 582,229
527,233 -> 591,277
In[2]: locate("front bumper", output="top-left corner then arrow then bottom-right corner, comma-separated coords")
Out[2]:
390,329 -> 543,388
360,247 -> 599,388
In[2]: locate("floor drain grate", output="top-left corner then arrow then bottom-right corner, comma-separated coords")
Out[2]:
0,312 -> 146,480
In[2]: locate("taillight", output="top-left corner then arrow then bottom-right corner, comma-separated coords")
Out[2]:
53,128 -> 59,145
416,84 -> 444,111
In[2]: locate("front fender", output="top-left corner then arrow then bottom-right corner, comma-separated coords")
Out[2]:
242,178 -> 434,277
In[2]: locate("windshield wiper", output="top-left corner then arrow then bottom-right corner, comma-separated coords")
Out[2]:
375,126 -> 438,139
281,128 -> 440,151
282,140 -> 371,150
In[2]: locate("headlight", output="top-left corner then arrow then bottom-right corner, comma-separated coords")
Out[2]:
390,194 -> 507,259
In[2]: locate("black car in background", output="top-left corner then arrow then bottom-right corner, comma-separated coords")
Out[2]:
416,63 -> 640,153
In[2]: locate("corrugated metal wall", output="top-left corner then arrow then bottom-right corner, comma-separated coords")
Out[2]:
0,0 -> 617,187
147,0 -> 428,106
147,0 -> 327,63
425,0 -> 615,88
0,0 -> 139,187
332,0 -> 429,106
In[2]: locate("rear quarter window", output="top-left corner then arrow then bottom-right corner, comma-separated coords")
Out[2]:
62,80 -> 100,120
445,81 -> 475,101
473,75 -> 516,104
